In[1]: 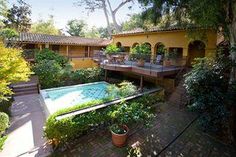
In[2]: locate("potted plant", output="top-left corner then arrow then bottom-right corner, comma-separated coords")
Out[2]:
163,51 -> 171,66
131,43 -> 151,67
105,44 -> 120,56
109,101 -> 154,147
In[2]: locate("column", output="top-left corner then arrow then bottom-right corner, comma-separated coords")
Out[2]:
66,45 -> 69,57
140,75 -> 144,91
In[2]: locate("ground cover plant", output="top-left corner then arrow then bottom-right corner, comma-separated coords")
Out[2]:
0,112 -> 9,150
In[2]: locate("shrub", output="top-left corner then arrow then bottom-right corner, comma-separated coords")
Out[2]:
0,136 -> 7,151
0,112 -> 9,134
33,60 -> 63,88
184,57 -> 231,131
0,99 -> 13,116
105,44 -> 120,54
35,49 -> 69,67
44,94 -> 160,146
71,67 -> 103,84
131,43 -> 151,60
107,81 -> 137,98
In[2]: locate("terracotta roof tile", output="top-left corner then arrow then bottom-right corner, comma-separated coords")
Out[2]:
113,26 -> 211,36
8,32 -> 111,46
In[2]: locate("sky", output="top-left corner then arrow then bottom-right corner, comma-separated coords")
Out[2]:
8,0 -> 143,30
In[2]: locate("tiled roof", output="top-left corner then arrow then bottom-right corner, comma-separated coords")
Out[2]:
8,32 -> 111,46
113,26 -> 211,36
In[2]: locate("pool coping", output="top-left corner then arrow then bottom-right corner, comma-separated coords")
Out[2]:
56,88 -> 162,120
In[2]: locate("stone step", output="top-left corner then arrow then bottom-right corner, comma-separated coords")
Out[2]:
14,90 -> 39,96
11,83 -> 38,89
13,86 -> 38,93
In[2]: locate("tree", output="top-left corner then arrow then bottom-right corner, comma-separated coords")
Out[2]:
66,19 -> 87,37
0,0 -> 8,28
31,16 -> 60,35
122,13 -> 154,31
85,26 -> 100,38
75,0 -> 133,35
0,42 -> 31,101
3,0 -> 31,32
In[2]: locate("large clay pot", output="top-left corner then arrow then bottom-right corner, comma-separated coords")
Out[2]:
136,59 -> 145,67
111,125 -> 129,147
163,60 -> 171,66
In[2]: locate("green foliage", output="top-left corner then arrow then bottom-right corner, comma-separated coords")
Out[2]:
105,44 -> 120,54
122,13 -> 154,31
0,136 -> 7,151
44,94 -> 160,145
71,67 -> 103,84
107,81 -> 137,98
35,49 -> 69,67
66,19 -> 87,37
0,99 -> 13,116
0,28 -> 18,39
33,48 -> 72,88
0,42 -> 31,101
3,0 -> 31,32
33,60 -> 64,89
84,26 -> 100,38
184,57 -> 231,131
31,16 -> 60,35
0,112 -> 9,134
131,43 -> 151,60
110,124 -> 127,134
109,101 -> 154,127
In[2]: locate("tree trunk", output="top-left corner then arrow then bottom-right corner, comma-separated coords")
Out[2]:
228,0 -> 236,144
106,0 -> 121,32
101,0 -> 112,36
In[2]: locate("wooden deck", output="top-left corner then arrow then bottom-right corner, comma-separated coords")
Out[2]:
100,61 -> 182,77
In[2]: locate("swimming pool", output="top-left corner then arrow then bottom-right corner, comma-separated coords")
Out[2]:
40,81 -> 110,116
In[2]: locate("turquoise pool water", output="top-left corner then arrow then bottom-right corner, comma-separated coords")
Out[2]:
40,82 -> 110,115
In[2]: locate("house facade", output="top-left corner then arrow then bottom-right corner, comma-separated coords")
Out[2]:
111,27 -> 217,66
8,32 -> 111,69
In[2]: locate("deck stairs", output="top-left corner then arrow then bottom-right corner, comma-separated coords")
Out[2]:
11,76 -> 40,96
167,67 -> 191,108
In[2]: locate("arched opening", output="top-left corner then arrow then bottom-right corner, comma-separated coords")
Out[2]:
144,42 -> 152,50
187,40 -> 205,66
154,42 -> 166,56
132,42 -> 139,48
116,42 -> 122,48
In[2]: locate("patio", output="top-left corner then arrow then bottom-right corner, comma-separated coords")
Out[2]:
52,102 -> 236,157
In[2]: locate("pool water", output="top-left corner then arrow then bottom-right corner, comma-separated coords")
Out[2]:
40,82 -> 110,115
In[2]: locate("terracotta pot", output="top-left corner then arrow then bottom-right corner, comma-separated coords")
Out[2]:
163,60 -> 171,66
136,59 -> 145,67
111,125 -> 129,147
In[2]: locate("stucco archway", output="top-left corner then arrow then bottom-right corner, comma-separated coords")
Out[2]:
132,42 -> 139,48
154,42 -> 165,56
116,42 -> 122,47
187,40 -> 205,66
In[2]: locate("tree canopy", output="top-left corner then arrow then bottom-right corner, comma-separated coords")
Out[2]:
3,0 -> 31,32
30,16 -> 60,35
66,19 -> 87,37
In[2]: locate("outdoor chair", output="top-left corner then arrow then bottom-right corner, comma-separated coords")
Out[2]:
156,55 -> 163,64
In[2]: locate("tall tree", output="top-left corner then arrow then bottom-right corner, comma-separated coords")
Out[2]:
75,0 -> 133,35
66,19 -> 87,37
31,16 -> 60,35
85,26 -> 100,38
3,0 -> 31,32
